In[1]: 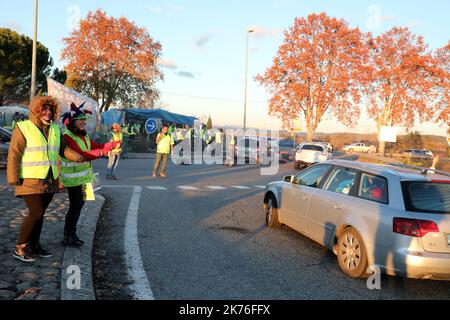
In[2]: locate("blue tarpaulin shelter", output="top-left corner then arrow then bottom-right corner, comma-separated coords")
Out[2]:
100,109 -> 124,126
124,109 -> 197,127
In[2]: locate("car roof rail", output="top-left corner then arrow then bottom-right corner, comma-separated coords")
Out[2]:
386,163 -> 450,178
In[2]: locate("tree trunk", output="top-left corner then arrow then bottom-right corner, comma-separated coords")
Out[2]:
306,127 -> 314,142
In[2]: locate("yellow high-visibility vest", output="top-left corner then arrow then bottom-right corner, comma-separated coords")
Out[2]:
16,120 -> 60,180
60,130 -> 93,188
112,132 -> 123,154
157,133 -> 174,154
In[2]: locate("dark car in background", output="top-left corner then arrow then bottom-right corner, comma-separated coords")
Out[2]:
0,127 -> 12,167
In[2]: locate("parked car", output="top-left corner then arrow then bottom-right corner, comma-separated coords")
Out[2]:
313,141 -> 333,153
263,159 -> 450,280
403,149 -> 433,159
343,143 -> 371,153
0,127 -> 12,167
294,143 -> 332,169
275,139 -> 296,162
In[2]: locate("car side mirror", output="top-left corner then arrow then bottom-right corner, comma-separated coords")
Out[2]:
284,175 -> 294,183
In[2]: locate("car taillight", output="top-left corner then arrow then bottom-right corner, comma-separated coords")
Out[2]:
393,218 -> 439,237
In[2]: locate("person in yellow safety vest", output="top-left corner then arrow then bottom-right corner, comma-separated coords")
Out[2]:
7,96 -> 85,262
106,123 -> 123,180
176,128 -> 184,143
153,124 -> 174,178
61,102 -> 121,247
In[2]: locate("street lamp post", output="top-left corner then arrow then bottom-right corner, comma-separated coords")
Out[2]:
30,0 -> 38,101
243,28 -> 254,132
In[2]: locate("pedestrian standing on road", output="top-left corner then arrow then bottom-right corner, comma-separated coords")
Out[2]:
7,96 -> 85,262
226,130 -> 236,166
106,123 -> 123,180
153,124 -> 174,178
215,128 -> 226,163
61,103 -> 121,247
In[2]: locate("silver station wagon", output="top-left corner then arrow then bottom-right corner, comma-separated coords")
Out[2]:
263,160 -> 450,280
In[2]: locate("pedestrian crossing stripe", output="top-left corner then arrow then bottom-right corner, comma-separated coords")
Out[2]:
146,186 -> 168,190
254,185 -> 266,189
207,186 -> 227,190
232,186 -> 252,190
178,186 -> 199,190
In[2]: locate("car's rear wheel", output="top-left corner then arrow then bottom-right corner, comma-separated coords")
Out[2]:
265,196 -> 280,228
337,227 -> 369,279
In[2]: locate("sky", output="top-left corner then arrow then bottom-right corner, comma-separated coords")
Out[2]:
1,0 -> 449,136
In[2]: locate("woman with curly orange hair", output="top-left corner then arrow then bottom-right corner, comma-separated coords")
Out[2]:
7,96 -> 85,262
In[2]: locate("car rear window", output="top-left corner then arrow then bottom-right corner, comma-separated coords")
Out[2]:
301,145 -> 324,152
402,181 -> 450,214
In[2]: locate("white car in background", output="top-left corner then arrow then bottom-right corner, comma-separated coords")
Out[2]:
343,143 -> 371,153
294,143 -> 332,169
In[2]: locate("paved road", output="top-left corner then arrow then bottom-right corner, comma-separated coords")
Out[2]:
92,158 -> 449,300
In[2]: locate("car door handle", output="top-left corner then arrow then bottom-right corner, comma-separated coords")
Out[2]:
333,204 -> 344,210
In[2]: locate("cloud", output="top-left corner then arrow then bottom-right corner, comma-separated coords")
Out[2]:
146,4 -> 184,15
176,71 -> 195,79
4,20 -> 22,33
194,34 -> 212,48
380,15 -> 397,23
146,6 -> 162,14
157,58 -> 178,70
167,4 -> 184,12
407,20 -> 424,29
249,26 -> 281,39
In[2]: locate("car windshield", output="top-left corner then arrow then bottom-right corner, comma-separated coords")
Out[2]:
301,145 -> 324,152
402,181 -> 450,214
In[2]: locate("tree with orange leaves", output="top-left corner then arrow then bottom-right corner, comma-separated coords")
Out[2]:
429,43 -> 449,126
365,27 -> 447,154
61,9 -> 163,111
256,13 -> 369,142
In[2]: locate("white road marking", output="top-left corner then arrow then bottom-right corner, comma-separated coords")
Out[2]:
124,186 -> 154,300
178,186 -> 199,190
254,185 -> 266,189
207,186 -> 227,190
232,186 -> 252,190
103,185 -> 136,188
146,186 -> 168,191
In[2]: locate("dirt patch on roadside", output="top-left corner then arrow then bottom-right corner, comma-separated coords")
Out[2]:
92,196 -> 133,300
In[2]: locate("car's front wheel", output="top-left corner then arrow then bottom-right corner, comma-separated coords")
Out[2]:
337,227 -> 369,279
264,195 -> 280,228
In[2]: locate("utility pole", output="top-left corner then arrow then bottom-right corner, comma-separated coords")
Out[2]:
243,28 -> 254,132
30,0 -> 39,101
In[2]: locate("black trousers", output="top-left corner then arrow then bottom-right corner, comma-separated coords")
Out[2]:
18,193 -> 55,247
65,186 -> 85,236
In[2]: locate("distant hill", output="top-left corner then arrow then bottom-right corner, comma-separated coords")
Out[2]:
280,132 -> 449,156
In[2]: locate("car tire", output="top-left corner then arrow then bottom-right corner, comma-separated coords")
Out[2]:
337,227 -> 369,279
265,195 -> 280,228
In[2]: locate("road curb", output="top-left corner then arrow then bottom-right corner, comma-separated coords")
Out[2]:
60,194 -> 105,300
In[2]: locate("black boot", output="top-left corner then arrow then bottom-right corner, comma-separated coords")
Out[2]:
62,231 -> 83,247
72,233 -> 85,245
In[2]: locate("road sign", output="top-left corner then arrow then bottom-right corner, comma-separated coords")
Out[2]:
145,118 -> 158,134
379,126 -> 398,143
